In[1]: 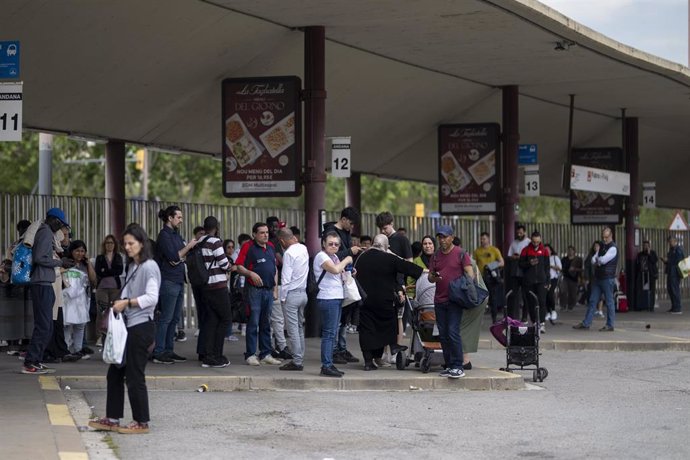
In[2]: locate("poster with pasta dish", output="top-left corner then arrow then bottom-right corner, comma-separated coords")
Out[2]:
222,76 -> 301,197
438,123 -> 500,215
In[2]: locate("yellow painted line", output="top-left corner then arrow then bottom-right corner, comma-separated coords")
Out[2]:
646,332 -> 690,342
39,375 -> 60,390
46,404 -> 75,427
58,453 -> 88,460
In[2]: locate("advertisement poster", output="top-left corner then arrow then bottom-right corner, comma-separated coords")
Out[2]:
222,76 -> 301,197
570,147 -> 624,225
438,123 -> 500,215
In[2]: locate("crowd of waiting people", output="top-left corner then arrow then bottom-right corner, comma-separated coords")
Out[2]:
1,205 -> 684,433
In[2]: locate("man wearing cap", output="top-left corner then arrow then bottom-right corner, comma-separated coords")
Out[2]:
428,224 -> 474,379
660,235 -> 685,314
22,208 -> 73,374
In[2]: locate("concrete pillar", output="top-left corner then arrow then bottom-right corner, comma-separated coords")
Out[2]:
499,86 -> 520,254
105,140 -> 126,238
624,117 -> 639,307
346,172 -> 362,235
38,133 -> 53,195
303,26 -> 327,338
303,26 -> 327,256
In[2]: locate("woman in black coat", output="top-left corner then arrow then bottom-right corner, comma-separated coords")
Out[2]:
355,234 -> 423,370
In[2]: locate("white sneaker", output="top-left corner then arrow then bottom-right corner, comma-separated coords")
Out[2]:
225,335 -> 239,342
246,355 -> 261,366
550,311 -> 558,321
260,355 -> 282,365
374,358 -> 391,368
194,329 -> 200,338
545,311 -> 551,321
539,323 -> 546,334
241,327 -> 247,337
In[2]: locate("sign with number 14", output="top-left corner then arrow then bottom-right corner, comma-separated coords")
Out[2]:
0,83 -> 22,142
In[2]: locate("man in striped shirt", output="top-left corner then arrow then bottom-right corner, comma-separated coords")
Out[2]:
198,216 -> 233,368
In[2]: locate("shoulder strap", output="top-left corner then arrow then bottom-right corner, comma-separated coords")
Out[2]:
316,270 -> 327,286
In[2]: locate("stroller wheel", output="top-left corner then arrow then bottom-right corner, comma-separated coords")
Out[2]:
420,356 -> 431,374
395,351 -> 406,370
533,370 -> 539,382
538,367 -> 548,382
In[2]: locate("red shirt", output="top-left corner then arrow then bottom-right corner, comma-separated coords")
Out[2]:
428,246 -> 472,304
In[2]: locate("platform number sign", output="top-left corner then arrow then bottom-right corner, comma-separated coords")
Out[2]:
0,83 -> 22,142
331,137 -> 351,178
524,165 -> 540,197
642,182 -> 656,209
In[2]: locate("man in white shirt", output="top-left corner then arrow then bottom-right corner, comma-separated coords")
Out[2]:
506,225 -> 530,320
276,228 -> 309,370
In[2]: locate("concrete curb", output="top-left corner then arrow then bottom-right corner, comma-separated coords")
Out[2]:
478,339 -> 690,351
57,369 -> 525,392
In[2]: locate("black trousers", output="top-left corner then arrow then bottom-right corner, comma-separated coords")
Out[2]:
546,278 -> 559,313
525,283 -> 548,324
106,321 -> 155,423
26,284 -> 55,365
202,287 -> 233,361
362,348 -> 385,364
192,285 -> 208,356
44,307 -> 70,360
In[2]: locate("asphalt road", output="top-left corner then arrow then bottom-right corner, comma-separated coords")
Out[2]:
71,349 -> 690,460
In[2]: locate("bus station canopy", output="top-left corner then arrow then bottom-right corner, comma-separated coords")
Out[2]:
3,0 -> 690,207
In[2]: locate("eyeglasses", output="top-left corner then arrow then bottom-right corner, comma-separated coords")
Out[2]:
327,242 -> 340,247
105,241 -> 115,245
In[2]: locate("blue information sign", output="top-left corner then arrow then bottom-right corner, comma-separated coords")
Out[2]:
518,144 -> 538,165
0,41 -> 20,79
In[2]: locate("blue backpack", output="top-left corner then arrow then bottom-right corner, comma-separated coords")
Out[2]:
448,251 -> 489,309
11,242 -> 33,285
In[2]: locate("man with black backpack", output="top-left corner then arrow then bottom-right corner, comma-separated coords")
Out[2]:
188,216 -> 233,368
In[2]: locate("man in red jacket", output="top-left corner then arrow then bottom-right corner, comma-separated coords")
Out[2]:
519,231 -> 550,333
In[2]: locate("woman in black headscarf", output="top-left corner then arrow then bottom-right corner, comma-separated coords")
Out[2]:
355,234 -> 423,370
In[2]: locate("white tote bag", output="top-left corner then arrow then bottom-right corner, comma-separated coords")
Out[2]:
342,271 -> 362,307
102,309 -> 128,365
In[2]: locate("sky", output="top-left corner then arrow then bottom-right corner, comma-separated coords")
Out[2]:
539,0 -> 689,66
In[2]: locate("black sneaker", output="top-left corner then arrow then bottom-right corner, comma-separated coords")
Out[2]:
463,361 -> 472,370
170,352 -> 187,363
278,347 -> 294,360
342,350 -> 360,363
175,330 -> 187,342
279,361 -> 304,371
439,368 -> 452,377
572,323 -> 589,330
201,358 -> 229,368
81,346 -> 95,355
330,365 -> 345,375
599,326 -> 614,332
332,352 -> 348,365
152,354 -> 174,364
62,353 -> 82,362
320,366 -> 342,378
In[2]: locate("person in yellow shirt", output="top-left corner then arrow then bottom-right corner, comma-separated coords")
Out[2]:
473,232 -> 505,322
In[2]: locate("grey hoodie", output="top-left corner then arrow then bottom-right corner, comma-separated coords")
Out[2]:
29,223 -> 62,285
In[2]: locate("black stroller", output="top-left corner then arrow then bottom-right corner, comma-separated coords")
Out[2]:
494,290 -> 548,382
395,286 -> 445,373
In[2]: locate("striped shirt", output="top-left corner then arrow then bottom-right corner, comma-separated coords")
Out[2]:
200,236 -> 231,290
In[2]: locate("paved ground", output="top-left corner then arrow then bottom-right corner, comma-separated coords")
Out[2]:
1,304 -> 689,459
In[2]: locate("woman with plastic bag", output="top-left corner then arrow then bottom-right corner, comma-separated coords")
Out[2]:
89,224 -> 161,435
62,240 -> 96,358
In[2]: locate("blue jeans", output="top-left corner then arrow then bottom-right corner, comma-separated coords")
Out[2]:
435,301 -> 464,369
317,298 -> 342,368
154,279 -> 184,355
244,286 -> 273,360
26,284 -> 55,366
583,277 -> 616,328
667,275 -> 682,312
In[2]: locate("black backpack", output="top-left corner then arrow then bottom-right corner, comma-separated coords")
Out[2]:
186,236 -> 214,287
306,257 -> 327,301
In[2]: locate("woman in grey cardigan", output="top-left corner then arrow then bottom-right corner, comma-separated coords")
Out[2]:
89,224 -> 161,434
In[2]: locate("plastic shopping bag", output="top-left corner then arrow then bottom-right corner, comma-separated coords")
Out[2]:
678,256 -> 690,279
102,309 -> 128,365
342,271 -> 362,307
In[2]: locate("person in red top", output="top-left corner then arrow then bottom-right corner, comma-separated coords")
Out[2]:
428,225 -> 474,379
235,223 -> 282,366
519,231 -> 550,332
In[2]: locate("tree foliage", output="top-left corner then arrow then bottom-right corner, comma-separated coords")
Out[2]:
0,133 -> 682,229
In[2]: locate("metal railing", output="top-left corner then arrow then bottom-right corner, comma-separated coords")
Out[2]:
2,193 -> 686,328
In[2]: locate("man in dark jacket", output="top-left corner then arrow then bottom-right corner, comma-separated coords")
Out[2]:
22,208 -> 72,374
322,206 -> 362,364
519,231 -> 550,331
635,240 -> 659,311
661,235 -> 685,314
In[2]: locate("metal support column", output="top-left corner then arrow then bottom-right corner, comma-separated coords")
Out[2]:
38,133 -> 53,196
624,117 -> 639,308
303,26 -> 327,338
346,172 -> 362,235
105,140 -> 126,238
499,85 -> 520,254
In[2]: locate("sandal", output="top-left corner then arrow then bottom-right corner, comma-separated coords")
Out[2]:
88,417 -> 120,431
117,421 -> 150,434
